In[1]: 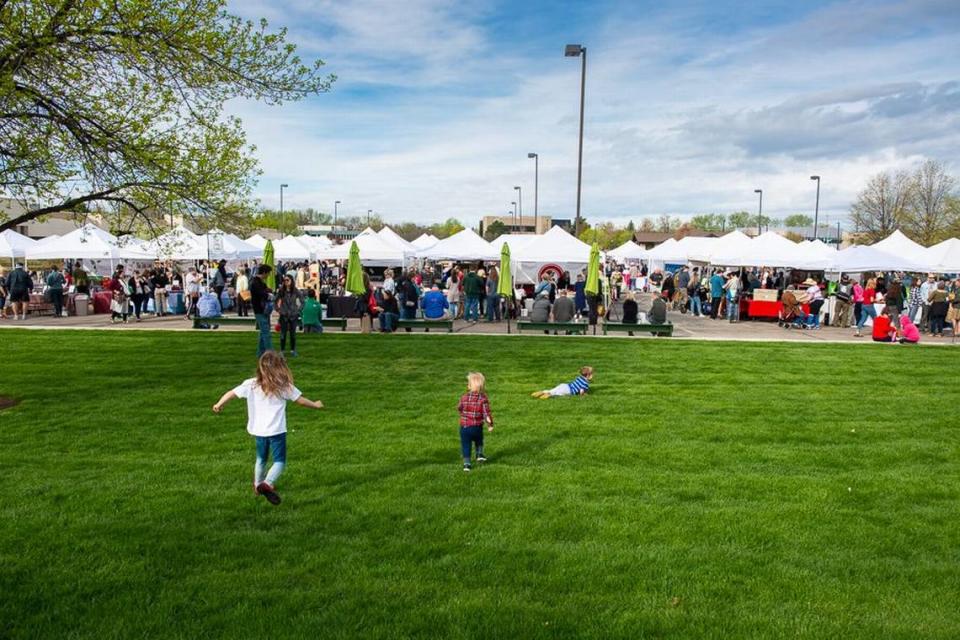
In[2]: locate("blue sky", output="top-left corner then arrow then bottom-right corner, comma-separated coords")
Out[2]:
228,0 -> 960,227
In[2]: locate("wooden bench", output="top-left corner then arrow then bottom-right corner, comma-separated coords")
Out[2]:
602,322 -> 674,337
397,318 -> 454,333
192,316 -> 348,331
517,321 -> 590,335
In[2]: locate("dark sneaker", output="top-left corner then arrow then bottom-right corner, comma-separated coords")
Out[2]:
477,454 -> 487,462
256,482 -> 282,505
463,463 -> 472,472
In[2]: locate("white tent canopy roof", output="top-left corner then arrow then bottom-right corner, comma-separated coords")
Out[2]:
321,232 -> 408,266
512,226 -> 593,263
923,238 -> 960,273
0,229 -> 37,259
710,231 -> 830,269
270,235 -> 312,261
871,230 -> 929,262
607,240 -> 647,261
412,233 -> 439,250
27,224 -> 155,260
150,227 -> 259,260
489,234 -> 538,253
245,234 -> 269,250
377,226 -> 418,252
645,237 -> 688,263
419,228 -> 499,261
694,230 -> 752,264
829,245 -> 927,273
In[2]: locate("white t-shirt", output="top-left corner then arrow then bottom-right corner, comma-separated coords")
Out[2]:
232,378 -> 302,436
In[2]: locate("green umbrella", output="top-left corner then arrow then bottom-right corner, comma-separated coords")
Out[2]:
497,242 -> 512,296
585,242 -> 600,295
345,241 -> 366,295
262,239 -> 276,290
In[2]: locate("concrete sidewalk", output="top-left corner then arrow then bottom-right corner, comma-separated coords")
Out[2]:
3,300 -> 954,346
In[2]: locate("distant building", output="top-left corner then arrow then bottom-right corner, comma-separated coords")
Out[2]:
632,230 -> 721,249
0,198 -> 109,239
481,214 -> 554,235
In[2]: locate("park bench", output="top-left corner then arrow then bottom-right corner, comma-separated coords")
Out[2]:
517,320 -> 590,335
397,318 -> 454,333
602,322 -> 673,337
192,316 -> 348,331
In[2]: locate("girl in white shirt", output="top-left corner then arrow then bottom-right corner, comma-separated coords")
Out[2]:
212,351 -> 323,505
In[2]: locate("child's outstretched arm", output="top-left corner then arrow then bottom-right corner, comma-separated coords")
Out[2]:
212,390 -> 237,413
295,396 -> 324,409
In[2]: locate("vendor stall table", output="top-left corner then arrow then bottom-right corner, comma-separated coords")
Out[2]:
746,299 -> 811,319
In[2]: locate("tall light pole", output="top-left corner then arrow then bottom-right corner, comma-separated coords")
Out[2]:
565,44 -> 587,237
810,175 -> 821,241
513,186 -> 522,229
754,189 -> 763,236
511,201 -> 517,231
334,200 -> 341,231
527,152 -> 539,233
367,209 -> 372,226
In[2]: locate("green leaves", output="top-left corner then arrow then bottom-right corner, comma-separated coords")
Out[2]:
0,0 -> 335,233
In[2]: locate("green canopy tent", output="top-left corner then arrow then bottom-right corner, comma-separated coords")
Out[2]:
345,241 -> 366,296
262,240 -> 276,290
585,242 -> 600,332
497,242 -> 513,333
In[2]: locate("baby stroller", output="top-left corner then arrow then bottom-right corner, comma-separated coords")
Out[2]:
778,291 -> 807,329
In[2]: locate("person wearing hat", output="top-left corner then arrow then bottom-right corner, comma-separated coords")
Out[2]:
802,277 -> 824,328
832,274 -> 853,328
919,273 -> 937,332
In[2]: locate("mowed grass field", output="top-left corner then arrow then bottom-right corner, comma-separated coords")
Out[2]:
0,330 -> 958,639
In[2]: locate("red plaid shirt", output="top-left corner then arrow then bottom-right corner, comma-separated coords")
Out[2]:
458,392 -> 492,427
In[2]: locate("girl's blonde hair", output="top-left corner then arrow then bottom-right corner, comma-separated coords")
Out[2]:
256,351 -> 295,398
467,372 -> 485,393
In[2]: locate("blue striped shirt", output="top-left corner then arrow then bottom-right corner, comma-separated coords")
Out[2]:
568,375 -> 590,395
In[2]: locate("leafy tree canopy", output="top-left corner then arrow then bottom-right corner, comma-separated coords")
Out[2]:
0,0 -> 334,234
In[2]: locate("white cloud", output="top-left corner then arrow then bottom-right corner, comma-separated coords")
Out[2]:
225,0 -> 960,227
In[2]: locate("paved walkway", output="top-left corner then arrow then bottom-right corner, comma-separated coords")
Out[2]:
3,297 -> 955,346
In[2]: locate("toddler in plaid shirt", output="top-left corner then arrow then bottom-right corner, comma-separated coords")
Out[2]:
458,372 -> 494,472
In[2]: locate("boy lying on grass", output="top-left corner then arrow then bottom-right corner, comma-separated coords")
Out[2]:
531,366 -> 594,399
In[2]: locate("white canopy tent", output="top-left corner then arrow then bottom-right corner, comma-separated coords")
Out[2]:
271,235 -> 313,261
925,238 -> 960,273
489,234 -> 538,253
0,229 -> 37,262
607,240 -> 647,261
35,234 -> 60,247
411,233 -> 439,250
827,245 -> 927,273
645,238 -> 688,265
27,224 -> 155,261
321,232 -> 408,266
694,230 -> 752,264
245,234 -> 269,250
871,230 -> 930,264
150,227 -> 259,260
418,228 -> 499,262
511,226 -> 594,284
709,231 -> 831,270
377,226 -> 418,253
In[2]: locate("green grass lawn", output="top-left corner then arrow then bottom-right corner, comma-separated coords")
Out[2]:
0,330 -> 958,639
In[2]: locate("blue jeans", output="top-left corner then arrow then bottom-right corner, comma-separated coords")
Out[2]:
459,425 -> 483,462
464,296 -> 480,321
254,432 -> 286,486
486,294 -> 500,321
856,303 -> 876,329
449,302 -> 459,318
379,311 -> 398,332
255,313 -> 272,357
727,296 -> 738,321
690,295 -> 702,316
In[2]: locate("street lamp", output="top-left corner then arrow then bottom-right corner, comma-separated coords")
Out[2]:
810,175 -> 821,241
513,186 -> 522,229
527,152 -> 539,233
334,200 -> 341,230
511,201 -> 517,231
565,44 -> 587,237
754,189 -> 763,236
367,209 -> 372,226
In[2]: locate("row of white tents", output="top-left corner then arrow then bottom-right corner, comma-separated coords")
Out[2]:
608,230 -> 960,274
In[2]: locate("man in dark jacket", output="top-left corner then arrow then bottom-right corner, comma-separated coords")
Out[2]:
250,265 -> 273,357
648,293 -> 667,325
398,271 -> 419,320
462,267 -> 484,322
5,264 -> 33,320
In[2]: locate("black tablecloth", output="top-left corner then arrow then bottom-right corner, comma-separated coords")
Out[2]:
325,295 -> 361,318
